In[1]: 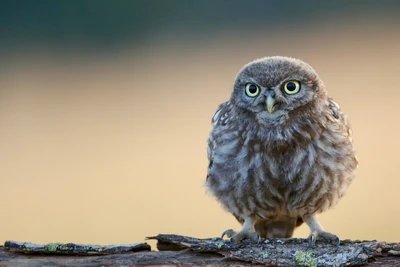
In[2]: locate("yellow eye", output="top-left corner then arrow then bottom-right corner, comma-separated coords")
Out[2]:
245,83 -> 260,97
283,80 -> 301,95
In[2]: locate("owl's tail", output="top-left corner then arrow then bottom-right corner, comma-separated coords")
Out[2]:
255,217 -> 303,238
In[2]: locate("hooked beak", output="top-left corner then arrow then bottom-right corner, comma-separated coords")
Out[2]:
266,95 -> 276,113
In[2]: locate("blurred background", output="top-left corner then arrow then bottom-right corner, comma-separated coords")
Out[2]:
1,1 -> 399,248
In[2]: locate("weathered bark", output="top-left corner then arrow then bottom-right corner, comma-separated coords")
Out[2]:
148,234 -> 400,266
1,234 -> 399,266
3,240 -> 151,255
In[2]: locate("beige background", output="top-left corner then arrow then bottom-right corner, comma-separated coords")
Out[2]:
1,19 -> 399,248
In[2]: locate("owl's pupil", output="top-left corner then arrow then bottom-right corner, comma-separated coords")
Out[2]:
286,82 -> 296,91
249,85 -> 257,93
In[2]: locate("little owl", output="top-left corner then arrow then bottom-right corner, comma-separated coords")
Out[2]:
206,56 -> 357,247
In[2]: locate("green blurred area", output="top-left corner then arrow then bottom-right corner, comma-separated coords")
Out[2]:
1,0 -> 400,50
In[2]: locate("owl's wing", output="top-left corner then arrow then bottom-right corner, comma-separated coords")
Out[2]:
327,97 -> 354,143
207,101 -> 232,180
211,100 -> 233,127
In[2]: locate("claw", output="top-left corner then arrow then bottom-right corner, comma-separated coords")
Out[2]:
304,216 -> 340,250
221,229 -> 236,239
308,234 -> 316,248
334,236 -> 340,252
307,230 -> 340,250
255,233 -> 261,245
221,228 -> 259,246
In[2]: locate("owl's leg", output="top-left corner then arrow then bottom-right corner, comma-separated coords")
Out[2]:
221,217 -> 260,245
303,215 -> 340,250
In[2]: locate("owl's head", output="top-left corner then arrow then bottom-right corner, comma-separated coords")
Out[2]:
231,56 -> 326,123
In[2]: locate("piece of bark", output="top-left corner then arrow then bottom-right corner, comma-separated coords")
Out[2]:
1,235 -> 400,266
0,247 -> 266,267
147,234 -> 400,266
4,240 -> 150,255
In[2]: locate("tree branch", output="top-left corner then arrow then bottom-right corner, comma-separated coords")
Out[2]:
1,234 -> 399,266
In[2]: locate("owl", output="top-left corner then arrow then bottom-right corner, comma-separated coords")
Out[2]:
206,56 -> 358,247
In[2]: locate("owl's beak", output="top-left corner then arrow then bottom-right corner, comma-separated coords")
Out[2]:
266,95 -> 276,113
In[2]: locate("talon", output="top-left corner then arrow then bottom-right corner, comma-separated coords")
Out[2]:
308,234 -> 316,248
249,232 -> 261,244
304,216 -> 339,250
307,230 -> 340,250
221,229 -> 259,245
334,236 -> 340,251
221,229 -> 236,239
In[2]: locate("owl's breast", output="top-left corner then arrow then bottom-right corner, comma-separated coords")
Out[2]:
254,128 -> 357,218
206,125 -> 357,220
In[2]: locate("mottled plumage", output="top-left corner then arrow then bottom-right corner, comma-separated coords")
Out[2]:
206,56 -> 357,245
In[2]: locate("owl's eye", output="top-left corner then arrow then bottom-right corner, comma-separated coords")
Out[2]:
283,80 -> 301,95
245,83 -> 260,97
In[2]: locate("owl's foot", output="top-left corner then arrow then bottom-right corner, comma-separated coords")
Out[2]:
221,229 -> 260,245
303,215 -> 340,250
308,229 -> 340,250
